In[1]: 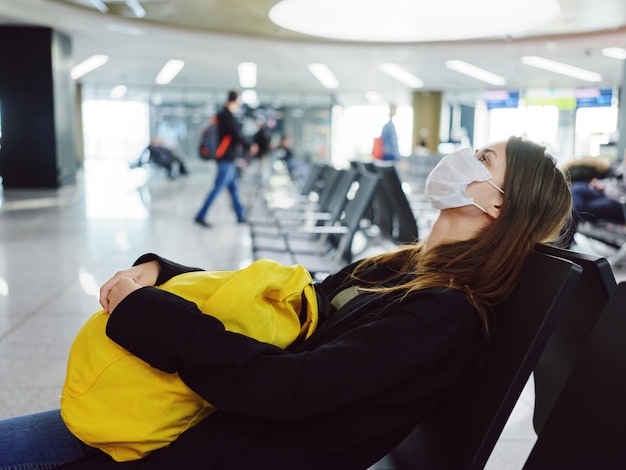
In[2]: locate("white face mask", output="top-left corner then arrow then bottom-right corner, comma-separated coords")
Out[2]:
425,148 -> 504,213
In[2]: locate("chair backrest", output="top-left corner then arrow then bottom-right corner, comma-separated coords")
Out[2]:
297,163 -> 326,196
313,166 -> 343,210
371,164 -> 419,244
353,161 -> 390,236
531,244 -> 616,434
320,169 -> 359,225
523,281 -> 626,469
331,171 -> 380,263
388,249 -> 582,470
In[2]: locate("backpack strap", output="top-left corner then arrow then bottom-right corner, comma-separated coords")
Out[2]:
331,285 -> 360,310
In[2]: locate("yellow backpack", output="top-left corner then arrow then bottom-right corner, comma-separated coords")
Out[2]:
60,259 -> 317,462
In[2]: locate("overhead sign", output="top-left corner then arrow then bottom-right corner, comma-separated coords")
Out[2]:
485,90 -> 520,109
575,88 -> 614,108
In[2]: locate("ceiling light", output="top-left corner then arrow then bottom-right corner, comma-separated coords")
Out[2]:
126,0 -> 146,18
71,55 -> 109,79
365,91 -> 386,104
238,62 -> 257,88
241,89 -> 258,106
155,60 -> 184,85
110,85 -> 127,99
446,60 -> 506,86
105,24 -> 144,36
521,56 -> 602,82
269,0 -> 560,42
91,0 -> 108,13
309,63 -> 339,89
602,47 -> 626,60
379,63 -> 423,88
151,93 -> 163,106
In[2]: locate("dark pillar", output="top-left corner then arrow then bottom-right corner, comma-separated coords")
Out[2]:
0,26 -> 77,188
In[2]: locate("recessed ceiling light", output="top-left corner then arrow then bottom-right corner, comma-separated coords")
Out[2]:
379,63 -> 423,88
365,90 -> 386,104
106,24 -> 144,36
309,63 -> 339,89
110,85 -> 128,99
269,0 -> 560,42
126,0 -> 146,18
602,47 -> 626,60
91,0 -> 108,13
521,56 -> 602,82
238,62 -> 257,88
155,60 -> 184,85
71,55 -> 109,79
241,89 -> 259,105
446,60 -> 506,86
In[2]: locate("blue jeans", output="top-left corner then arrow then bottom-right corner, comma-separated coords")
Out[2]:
562,181 -> 626,247
571,181 -> 625,222
0,409 -> 97,469
196,161 -> 245,222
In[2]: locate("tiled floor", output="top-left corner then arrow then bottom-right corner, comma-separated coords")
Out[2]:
1,159 -> 624,468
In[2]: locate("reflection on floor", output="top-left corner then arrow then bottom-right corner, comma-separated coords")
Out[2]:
1,159 -> 625,469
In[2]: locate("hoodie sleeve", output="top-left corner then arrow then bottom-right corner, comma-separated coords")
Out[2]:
132,253 -> 203,285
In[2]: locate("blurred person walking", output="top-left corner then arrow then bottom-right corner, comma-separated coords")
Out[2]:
379,103 -> 401,162
194,90 -> 256,227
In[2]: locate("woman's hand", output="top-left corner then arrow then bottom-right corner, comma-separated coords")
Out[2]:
589,178 -> 606,191
100,260 -> 160,313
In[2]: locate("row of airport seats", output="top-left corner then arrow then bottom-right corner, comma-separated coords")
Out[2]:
398,153 -> 443,195
246,162 -> 421,278
386,245 -> 626,469
563,157 -> 626,266
577,217 -> 626,266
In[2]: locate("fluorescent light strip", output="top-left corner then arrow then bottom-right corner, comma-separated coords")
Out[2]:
241,89 -> 258,105
126,0 -> 146,18
71,55 -> 109,79
238,62 -> 257,88
106,24 -> 144,36
309,63 -> 339,89
379,63 -> 423,88
110,85 -> 128,99
521,56 -> 602,82
602,47 -> 626,60
446,60 -> 506,86
155,60 -> 185,85
365,90 -> 386,104
91,0 -> 108,13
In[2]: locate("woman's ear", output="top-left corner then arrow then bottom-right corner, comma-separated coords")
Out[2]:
485,192 -> 504,219
485,203 -> 502,219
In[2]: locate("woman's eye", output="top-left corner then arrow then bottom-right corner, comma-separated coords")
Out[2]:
478,153 -> 488,163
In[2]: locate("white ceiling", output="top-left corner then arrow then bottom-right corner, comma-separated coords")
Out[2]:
1,0 -> 625,106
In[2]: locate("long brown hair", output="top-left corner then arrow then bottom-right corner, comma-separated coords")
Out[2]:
353,136 -> 572,337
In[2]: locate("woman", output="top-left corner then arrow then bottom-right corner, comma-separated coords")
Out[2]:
0,136 -> 571,470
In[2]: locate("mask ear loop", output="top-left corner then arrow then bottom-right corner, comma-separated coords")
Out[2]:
472,202 -> 489,214
472,180 -> 504,215
486,179 -> 505,195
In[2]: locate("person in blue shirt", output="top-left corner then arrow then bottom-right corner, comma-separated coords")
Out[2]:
380,103 -> 401,162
